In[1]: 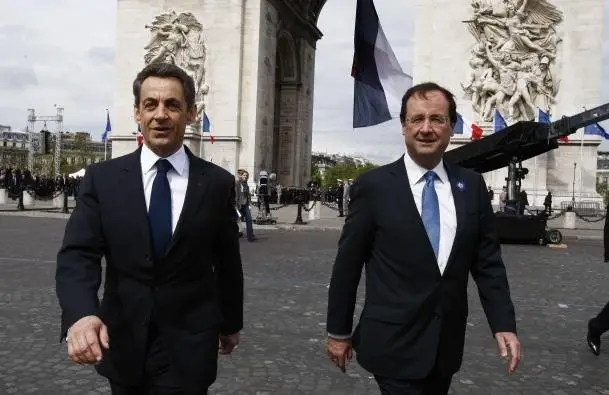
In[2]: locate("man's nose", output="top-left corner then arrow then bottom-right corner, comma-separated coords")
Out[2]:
153,105 -> 169,120
419,119 -> 434,133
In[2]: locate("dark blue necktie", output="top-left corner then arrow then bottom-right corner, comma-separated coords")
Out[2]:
149,159 -> 172,260
421,171 -> 440,257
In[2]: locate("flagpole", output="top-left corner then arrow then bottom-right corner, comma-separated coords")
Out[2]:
578,106 -> 586,202
199,121 -> 203,159
104,139 -> 107,161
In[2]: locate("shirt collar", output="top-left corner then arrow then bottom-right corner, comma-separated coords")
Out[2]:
403,151 -> 449,187
141,143 -> 188,176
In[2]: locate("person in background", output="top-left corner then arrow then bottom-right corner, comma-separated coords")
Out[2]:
236,169 -> 256,242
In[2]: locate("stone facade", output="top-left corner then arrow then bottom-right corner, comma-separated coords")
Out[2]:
111,0 -> 325,187
413,0 -> 605,207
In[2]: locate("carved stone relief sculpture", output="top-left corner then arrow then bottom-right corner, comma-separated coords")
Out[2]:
461,0 -> 563,122
144,10 -> 209,129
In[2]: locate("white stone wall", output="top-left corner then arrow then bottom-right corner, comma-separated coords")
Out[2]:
418,0 -> 606,202
232,0 -> 264,176
253,0 -> 279,176
113,0 -> 260,173
114,0 -> 317,185
297,41 -> 316,184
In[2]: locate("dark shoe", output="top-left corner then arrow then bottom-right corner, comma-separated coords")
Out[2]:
238,232 -> 244,238
587,320 -> 601,356
247,236 -> 257,242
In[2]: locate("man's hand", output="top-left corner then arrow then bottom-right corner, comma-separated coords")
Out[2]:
495,332 -> 522,374
219,332 -> 240,355
66,315 -> 109,365
327,337 -> 352,373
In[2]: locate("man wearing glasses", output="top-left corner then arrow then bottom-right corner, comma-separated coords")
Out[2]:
326,82 -> 521,394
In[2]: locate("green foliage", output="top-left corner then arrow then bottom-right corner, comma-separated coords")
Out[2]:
321,163 -> 377,187
310,161 -> 322,185
596,180 -> 609,207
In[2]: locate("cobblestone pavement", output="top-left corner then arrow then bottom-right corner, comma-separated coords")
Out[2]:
1,216 -> 609,394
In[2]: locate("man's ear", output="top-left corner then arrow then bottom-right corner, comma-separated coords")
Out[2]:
134,105 -> 141,125
186,105 -> 197,123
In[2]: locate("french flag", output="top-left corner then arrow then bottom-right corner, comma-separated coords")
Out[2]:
352,0 -> 412,128
538,108 -> 568,143
136,125 -> 143,147
494,109 -> 508,133
203,113 -> 215,144
453,113 -> 483,140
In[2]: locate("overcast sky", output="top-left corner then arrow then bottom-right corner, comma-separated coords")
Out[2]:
0,0 -> 608,165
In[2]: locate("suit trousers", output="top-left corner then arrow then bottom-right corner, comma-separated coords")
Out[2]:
374,363 -> 452,395
109,319 -> 208,395
591,300 -> 609,335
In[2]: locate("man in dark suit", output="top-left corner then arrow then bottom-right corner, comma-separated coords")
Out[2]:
586,205 -> 609,355
326,82 -> 521,394
55,62 -> 244,395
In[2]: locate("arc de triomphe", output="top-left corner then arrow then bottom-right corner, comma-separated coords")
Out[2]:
110,0 -> 327,187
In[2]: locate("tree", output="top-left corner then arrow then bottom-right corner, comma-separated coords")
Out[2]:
596,180 -> 609,207
310,161 -> 322,185
322,162 -> 377,188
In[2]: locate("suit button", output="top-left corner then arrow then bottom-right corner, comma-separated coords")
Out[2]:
433,313 -> 441,319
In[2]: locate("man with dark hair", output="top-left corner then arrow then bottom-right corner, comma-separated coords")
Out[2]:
326,82 -> 521,394
56,62 -> 244,394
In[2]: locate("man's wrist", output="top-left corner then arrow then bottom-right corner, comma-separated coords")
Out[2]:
327,332 -> 351,340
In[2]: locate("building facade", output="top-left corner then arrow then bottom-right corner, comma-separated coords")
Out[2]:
0,127 -> 109,175
111,0 -> 327,187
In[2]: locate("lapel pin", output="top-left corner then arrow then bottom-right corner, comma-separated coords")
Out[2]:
456,181 -> 465,192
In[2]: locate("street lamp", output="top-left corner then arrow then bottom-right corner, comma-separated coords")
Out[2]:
572,162 -> 577,207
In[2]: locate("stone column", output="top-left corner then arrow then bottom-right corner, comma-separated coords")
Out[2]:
276,84 -> 299,186
0,189 -> 7,205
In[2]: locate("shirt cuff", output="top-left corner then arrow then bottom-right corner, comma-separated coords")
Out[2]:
328,332 -> 352,340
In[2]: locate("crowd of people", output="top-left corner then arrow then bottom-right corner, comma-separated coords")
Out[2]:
0,167 -> 81,200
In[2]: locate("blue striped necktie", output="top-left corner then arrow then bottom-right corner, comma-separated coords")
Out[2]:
149,159 -> 173,260
421,171 -> 440,257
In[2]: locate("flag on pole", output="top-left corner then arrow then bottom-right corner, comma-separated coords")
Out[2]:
453,113 -> 483,140
203,113 -> 215,144
584,122 -> 609,139
351,0 -> 412,128
493,109 -> 507,133
538,108 -> 568,143
102,110 -> 111,142
135,124 -> 143,147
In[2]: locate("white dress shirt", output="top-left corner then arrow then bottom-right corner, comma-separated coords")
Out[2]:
140,144 -> 190,233
404,152 -> 457,275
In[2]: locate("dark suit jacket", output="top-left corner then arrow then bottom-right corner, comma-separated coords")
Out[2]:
326,156 -> 516,379
55,147 -> 243,390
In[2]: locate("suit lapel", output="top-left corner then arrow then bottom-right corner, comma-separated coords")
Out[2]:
166,148 -> 209,254
444,162 -> 467,272
118,147 -> 152,257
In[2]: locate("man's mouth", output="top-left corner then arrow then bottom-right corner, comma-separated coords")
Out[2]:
152,126 -> 171,132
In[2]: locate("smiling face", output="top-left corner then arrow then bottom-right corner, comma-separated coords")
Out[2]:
134,76 -> 196,158
401,90 -> 453,170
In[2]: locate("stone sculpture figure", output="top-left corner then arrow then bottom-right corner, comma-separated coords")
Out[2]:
462,0 -> 563,123
144,11 -> 209,126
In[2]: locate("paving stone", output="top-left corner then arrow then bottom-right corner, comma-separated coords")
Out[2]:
0,216 -> 608,393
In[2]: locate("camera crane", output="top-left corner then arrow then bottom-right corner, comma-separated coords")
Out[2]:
443,103 -> 609,244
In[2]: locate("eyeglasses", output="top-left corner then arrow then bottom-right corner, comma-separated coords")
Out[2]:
405,115 -> 450,128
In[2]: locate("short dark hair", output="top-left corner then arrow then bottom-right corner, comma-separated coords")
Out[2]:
399,82 -> 457,127
132,62 -> 196,108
